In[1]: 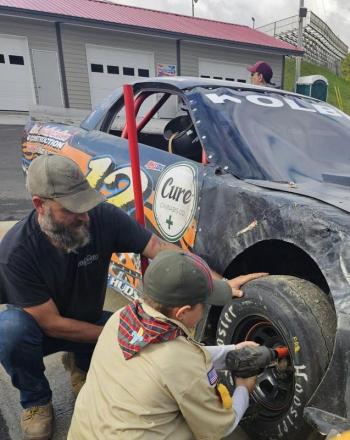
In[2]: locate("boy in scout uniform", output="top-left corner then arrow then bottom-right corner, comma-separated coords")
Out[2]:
68,251 -> 257,439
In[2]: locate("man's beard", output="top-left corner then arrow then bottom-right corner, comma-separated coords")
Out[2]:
39,208 -> 91,253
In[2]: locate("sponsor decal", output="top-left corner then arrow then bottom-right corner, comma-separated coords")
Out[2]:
145,160 -> 165,172
26,125 -> 74,151
108,273 -> 140,301
153,163 -> 198,243
205,92 -> 345,117
27,134 -> 65,150
108,252 -> 143,301
29,124 -> 74,142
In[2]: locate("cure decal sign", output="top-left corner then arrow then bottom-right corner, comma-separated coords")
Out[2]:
153,163 -> 198,243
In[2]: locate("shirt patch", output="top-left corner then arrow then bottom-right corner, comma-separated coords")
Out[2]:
207,367 -> 218,385
77,254 -> 99,267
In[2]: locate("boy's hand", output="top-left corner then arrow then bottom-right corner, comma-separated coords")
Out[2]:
227,273 -> 268,298
235,375 -> 257,394
234,341 -> 259,350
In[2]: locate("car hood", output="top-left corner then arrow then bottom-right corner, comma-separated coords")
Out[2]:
244,179 -> 350,214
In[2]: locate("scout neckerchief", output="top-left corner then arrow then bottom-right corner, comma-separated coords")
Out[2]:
118,301 -> 184,360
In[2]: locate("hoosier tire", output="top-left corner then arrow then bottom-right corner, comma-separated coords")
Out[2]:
216,275 -> 336,440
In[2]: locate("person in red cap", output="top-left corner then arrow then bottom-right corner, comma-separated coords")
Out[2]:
247,61 -> 274,87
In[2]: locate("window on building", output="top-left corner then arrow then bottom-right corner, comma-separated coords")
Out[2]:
0,54 -> 5,63
9,55 -> 24,65
123,67 -> 135,76
200,75 -> 210,78
107,65 -> 119,74
225,77 -> 235,81
237,79 -> 247,83
91,63 -> 104,73
213,76 -> 223,80
138,68 -> 149,77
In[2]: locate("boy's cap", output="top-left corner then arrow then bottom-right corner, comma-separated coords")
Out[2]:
247,61 -> 273,83
143,251 -> 232,307
26,154 -> 105,213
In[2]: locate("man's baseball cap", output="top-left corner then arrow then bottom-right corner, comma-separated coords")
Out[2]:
247,61 -> 273,83
143,251 -> 232,307
26,154 -> 105,213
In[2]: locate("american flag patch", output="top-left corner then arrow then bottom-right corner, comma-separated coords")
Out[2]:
207,367 -> 218,385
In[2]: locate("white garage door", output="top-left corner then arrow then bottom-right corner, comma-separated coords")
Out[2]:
0,35 -> 35,111
86,45 -> 155,109
199,58 -> 250,84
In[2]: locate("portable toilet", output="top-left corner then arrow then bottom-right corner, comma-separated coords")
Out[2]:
296,75 -> 328,101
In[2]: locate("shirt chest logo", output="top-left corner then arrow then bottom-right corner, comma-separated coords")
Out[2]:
77,254 -> 99,267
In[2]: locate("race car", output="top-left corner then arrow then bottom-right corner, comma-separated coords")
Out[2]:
22,77 -> 350,439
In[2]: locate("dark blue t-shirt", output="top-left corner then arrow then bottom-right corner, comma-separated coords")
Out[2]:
0,202 -> 151,322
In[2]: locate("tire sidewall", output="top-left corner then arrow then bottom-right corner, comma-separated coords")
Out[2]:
216,277 -> 328,440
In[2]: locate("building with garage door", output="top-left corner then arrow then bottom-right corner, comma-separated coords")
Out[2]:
0,0 -> 301,112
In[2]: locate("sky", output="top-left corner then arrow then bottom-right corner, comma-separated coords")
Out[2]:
110,0 -> 350,49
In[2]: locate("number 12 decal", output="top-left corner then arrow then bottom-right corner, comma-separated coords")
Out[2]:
86,156 -> 152,211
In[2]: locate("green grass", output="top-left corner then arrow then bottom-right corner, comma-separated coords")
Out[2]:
284,57 -> 350,114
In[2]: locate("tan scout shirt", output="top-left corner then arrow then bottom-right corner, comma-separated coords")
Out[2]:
68,303 -> 235,440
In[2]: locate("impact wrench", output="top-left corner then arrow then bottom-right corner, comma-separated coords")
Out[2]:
225,345 -> 290,378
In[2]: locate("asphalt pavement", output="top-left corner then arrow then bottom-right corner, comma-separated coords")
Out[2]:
0,125 -> 32,221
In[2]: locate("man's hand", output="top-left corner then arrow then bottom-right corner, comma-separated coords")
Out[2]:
24,299 -> 103,343
227,273 -> 268,298
142,235 -> 268,298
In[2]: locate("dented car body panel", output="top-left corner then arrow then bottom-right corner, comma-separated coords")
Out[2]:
22,77 -> 350,434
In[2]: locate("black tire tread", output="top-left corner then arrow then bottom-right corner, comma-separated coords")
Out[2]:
249,275 -> 336,362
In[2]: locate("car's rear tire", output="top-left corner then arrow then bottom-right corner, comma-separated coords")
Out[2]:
216,275 -> 336,440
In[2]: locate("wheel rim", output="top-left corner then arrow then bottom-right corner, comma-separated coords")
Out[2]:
232,316 -> 294,417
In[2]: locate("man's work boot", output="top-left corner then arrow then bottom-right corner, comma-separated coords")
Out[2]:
62,352 -> 87,397
20,402 -> 53,440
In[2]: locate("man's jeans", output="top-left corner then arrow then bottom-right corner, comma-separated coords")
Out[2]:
0,305 -> 112,409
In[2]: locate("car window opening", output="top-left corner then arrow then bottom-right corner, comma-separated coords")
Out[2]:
108,91 -> 205,164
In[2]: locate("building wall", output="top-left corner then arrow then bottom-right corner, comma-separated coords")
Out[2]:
181,41 -> 283,86
0,15 -> 58,104
60,24 -> 177,109
61,26 -> 284,109
0,13 -> 285,111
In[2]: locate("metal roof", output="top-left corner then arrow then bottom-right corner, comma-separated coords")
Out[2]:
0,0 -> 301,53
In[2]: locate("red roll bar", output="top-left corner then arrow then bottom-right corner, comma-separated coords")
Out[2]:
123,84 -> 148,275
